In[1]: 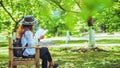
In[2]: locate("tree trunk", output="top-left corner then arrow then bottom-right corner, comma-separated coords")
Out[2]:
87,17 -> 96,48
66,30 -> 70,44
89,27 -> 96,48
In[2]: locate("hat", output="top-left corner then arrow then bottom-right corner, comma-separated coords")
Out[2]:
20,15 -> 38,25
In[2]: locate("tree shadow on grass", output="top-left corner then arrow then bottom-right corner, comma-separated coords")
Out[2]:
53,46 -> 120,68
0,42 -> 8,47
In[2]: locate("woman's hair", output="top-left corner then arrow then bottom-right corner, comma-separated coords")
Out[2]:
16,25 -> 34,38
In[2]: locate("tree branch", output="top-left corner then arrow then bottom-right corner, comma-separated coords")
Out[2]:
0,0 -> 23,32
0,0 -> 16,23
50,0 -> 79,13
74,0 -> 81,9
0,0 -> 2,4
50,0 -> 66,11
14,16 -> 24,32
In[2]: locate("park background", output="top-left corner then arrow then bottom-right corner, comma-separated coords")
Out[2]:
0,0 -> 120,68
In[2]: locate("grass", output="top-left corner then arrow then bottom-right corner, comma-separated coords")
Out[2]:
97,39 -> 120,44
0,39 -> 120,68
0,42 -> 8,47
49,47 -> 120,68
53,39 -> 120,44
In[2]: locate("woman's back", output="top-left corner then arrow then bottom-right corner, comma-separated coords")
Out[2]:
21,30 -> 36,56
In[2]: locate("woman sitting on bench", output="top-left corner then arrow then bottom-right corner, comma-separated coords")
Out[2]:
16,15 -> 58,68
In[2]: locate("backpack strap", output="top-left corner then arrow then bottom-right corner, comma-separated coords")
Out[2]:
22,43 -> 28,55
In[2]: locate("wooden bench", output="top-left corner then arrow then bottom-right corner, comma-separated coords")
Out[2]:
8,38 -> 40,68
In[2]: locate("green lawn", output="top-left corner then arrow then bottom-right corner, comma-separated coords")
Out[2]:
0,40 -> 120,68
49,46 -> 120,68
53,39 -> 120,44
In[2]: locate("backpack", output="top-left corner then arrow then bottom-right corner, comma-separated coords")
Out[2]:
13,38 -> 27,57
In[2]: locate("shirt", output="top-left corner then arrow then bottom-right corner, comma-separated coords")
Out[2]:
21,30 -> 38,56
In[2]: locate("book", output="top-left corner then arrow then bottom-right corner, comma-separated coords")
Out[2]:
34,28 -> 48,39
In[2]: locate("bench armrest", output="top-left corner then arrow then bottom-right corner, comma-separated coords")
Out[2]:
9,46 -> 41,49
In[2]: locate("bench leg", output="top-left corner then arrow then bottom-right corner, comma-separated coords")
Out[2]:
9,61 -> 17,68
8,61 -> 13,68
35,63 -> 39,68
35,65 -> 39,68
13,66 -> 17,68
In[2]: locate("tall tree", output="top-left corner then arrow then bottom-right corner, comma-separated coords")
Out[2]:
80,0 -> 113,48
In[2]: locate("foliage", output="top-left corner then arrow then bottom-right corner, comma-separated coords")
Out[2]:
0,0 -> 120,38
80,0 -> 113,20
95,1 -> 120,32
